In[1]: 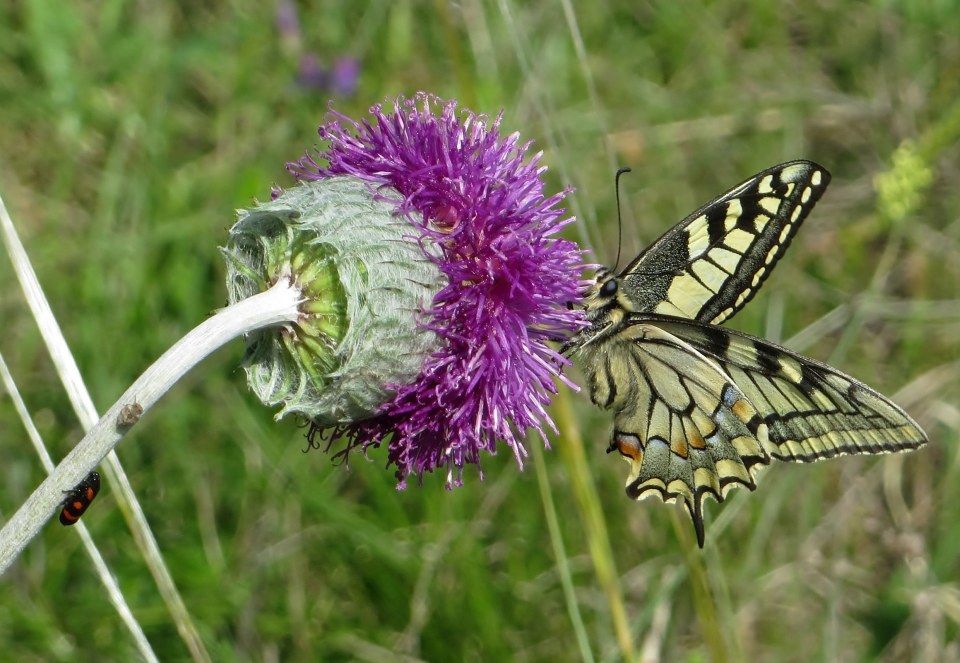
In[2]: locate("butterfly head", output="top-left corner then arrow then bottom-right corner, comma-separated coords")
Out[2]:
560,267 -> 630,355
583,267 -> 633,323
593,268 -> 619,299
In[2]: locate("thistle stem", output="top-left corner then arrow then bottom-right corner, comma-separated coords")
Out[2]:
0,277 -> 303,576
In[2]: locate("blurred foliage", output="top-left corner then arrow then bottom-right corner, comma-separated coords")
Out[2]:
0,0 -> 958,661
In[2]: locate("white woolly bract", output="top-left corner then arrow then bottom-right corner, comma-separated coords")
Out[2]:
223,177 -> 443,424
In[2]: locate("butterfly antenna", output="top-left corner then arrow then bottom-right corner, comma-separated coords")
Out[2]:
613,167 -> 632,272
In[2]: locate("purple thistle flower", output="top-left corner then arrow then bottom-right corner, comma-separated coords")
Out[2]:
289,93 -> 588,487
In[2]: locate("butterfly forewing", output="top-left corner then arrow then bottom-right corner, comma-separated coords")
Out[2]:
618,161 -> 830,325
646,315 -> 928,462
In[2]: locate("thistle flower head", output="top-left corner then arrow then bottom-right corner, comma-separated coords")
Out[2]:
239,93 -> 587,487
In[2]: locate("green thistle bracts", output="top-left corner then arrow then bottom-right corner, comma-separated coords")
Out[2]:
222,177 -> 443,424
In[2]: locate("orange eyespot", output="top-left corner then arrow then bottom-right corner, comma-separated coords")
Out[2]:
608,433 -> 642,461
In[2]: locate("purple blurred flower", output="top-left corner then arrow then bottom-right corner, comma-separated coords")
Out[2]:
296,54 -> 328,90
290,93 -> 588,487
276,0 -> 301,42
294,55 -> 360,96
329,57 -> 359,96
277,1 -> 360,97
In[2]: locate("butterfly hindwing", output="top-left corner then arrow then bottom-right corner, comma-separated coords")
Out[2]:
617,161 -> 830,325
584,323 -> 772,547
586,315 -> 927,546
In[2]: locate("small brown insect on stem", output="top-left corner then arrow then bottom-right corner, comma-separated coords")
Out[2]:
116,402 -> 144,428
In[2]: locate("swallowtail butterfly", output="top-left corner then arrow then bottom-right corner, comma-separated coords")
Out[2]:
562,161 -> 927,547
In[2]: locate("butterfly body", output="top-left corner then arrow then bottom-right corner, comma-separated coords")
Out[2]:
564,161 -> 928,546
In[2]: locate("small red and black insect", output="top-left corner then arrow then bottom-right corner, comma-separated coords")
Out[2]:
59,471 -> 101,526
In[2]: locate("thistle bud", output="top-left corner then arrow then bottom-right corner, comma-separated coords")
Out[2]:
223,177 -> 443,424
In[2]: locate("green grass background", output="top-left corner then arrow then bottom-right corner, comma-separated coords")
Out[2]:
1,1 -> 959,661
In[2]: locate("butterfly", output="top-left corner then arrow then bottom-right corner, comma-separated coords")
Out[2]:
561,160 -> 928,547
